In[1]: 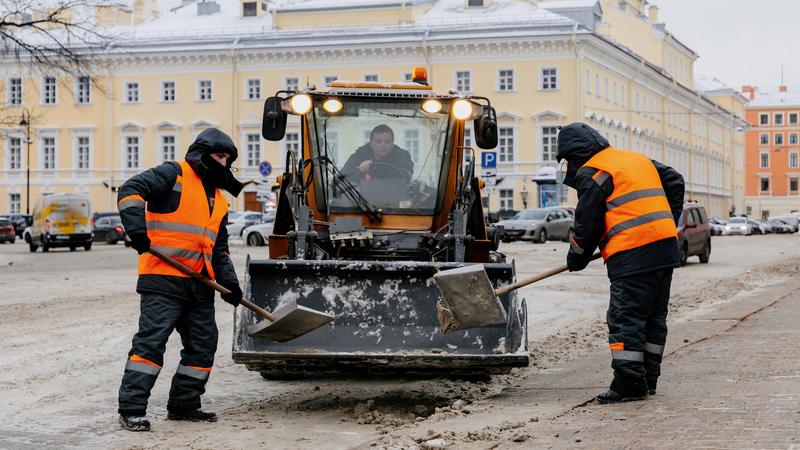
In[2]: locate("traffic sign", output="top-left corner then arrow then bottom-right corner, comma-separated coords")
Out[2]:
483,177 -> 496,187
482,168 -> 496,178
481,152 -> 497,169
258,160 -> 272,177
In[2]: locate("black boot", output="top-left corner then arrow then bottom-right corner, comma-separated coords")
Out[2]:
119,414 -> 151,431
167,409 -> 218,422
647,379 -> 657,396
596,389 -> 647,404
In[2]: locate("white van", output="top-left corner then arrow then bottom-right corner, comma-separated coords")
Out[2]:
29,193 -> 93,252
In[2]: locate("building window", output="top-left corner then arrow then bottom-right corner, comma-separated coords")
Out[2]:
774,113 -> 784,126
75,76 -> 91,104
541,126 -> 558,161
363,74 -> 379,82
42,76 -> 56,104
760,151 -> 770,168
636,92 -> 640,112
467,0 -> 484,6
595,74 -> 600,97
243,1 -> 257,16
541,68 -> 558,90
125,82 -> 139,103
8,77 -> 22,105
8,137 -> 21,169
760,177 -> 770,193
246,133 -> 261,167
198,80 -> 213,101
403,129 -> 420,162
621,86 -> 625,105
499,189 -> 513,211
455,71 -> 471,92
790,177 -> 799,193
246,78 -> 261,100
498,127 -> 515,163
160,81 -> 175,102
585,70 -> 591,94
464,128 -> 472,148
790,113 -> 799,125
790,151 -> 799,168
323,75 -> 338,85
760,133 -> 769,145
125,136 -> 140,169
759,113 -> 769,126
9,193 -> 20,214
284,77 -> 299,91
283,132 -> 299,168
604,78 -> 609,100
775,133 -> 784,145
41,137 -> 55,170
76,136 -> 90,169
498,69 -> 514,92
160,135 -> 176,162
790,133 -> 798,145
613,81 -> 618,104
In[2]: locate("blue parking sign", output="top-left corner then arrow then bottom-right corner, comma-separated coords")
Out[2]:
481,152 -> 497,169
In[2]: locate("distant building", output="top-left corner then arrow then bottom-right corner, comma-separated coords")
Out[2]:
742,85 -> 800,218
0,0 -> 746,217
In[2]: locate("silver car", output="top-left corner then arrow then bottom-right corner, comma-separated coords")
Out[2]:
723,217 -> 753,235
243,221 -> 274,246
497,207 -> 573,243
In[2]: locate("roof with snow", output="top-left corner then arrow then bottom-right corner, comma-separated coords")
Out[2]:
748,88 -> 800,108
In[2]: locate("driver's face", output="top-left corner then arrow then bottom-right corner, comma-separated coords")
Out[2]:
370,132 -> 394,158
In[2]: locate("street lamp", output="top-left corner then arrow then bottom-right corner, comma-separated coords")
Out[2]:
520,184 -> 529,209
19,110 -> 31,214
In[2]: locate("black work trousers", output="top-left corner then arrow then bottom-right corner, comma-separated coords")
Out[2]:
118,290 -> 218,416
606,268 -> 673,396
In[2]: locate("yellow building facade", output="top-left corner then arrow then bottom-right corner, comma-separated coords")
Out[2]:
0,0 -> 746,218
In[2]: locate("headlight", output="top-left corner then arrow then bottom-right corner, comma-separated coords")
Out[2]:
452,99 -> 473,120
322,98 -> 343,113
289,94 -> 312,115
422,99 -> 442,114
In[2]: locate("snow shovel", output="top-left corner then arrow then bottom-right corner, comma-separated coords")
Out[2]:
147,248 -> 334,342
434,253 -> 602,332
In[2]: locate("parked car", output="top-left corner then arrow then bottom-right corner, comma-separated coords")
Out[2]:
92,211 -> 119,223
750,219 -> 768,235
677,202 -> 711,265
0,218 -> 16,243
226,211 -> 267,237
4,214 -> 32,237
768,218 -> 796,234
243,220 -> 274,246
497,207 -> 573,243
723,216 -> 754,236
561,206 -> 575,218
708,218 -> 726,236
29,193 -> 93,252
93,214 -> 126,244
755,219 -> 775,234
771,214 -> 799,230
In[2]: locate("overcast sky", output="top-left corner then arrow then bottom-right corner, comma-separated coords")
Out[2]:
655,0 -> 798,91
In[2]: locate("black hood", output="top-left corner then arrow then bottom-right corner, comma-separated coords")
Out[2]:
185,128 -> 244,197
556,123 -> 610,188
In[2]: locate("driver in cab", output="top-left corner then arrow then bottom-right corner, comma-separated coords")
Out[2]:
341,124 -> 414,183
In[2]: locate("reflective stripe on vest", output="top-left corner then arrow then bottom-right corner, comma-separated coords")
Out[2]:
118,194 -> 145,211
581,147 -> 677,260
138,160 -> 228,279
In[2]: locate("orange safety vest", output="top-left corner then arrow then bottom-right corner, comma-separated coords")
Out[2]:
581,147 -> 677,260
137,160 -> 229,279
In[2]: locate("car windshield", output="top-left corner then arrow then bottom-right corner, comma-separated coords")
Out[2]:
514,209 -> 548,220
228,212 -> 243,220
307,98 -> 454,215
728,217 -> 746,223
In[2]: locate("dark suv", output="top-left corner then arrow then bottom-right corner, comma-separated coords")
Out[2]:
677,202 -> 711,266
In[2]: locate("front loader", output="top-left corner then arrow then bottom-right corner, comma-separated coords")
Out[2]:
232,68 -> 529,378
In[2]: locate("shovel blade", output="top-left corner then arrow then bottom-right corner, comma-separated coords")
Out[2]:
247,300 -> 335,342
433,264 -> 507,332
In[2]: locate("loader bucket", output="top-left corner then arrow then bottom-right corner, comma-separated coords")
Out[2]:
232,258 -> 529,377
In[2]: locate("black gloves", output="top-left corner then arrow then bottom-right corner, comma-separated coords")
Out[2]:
220,282 -> 242,307
567,250 -> 590,272
128,231 -> 151,255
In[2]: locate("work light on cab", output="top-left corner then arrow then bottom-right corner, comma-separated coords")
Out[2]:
288,94 -> 312,115
322,98 -> 343,113
422,99 -> 442,114
452,99 -> 473,120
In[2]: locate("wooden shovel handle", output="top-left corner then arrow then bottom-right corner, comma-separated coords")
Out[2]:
495,252 -> 602,296
147,248 -> 276,322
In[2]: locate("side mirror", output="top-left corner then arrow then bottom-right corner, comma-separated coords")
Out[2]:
262,96 -> 287,141
474,106 -> 498,149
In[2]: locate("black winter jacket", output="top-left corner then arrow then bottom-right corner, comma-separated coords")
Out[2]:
340,144 -> 414,182
118,135 -> 239,299
560,127 -> 685,280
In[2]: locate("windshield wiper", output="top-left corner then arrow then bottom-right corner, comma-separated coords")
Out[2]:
316,156 -> 383,222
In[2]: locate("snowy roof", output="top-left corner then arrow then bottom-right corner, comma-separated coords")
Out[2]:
748,88 -> 800,108
538,0 -> 599,10
278,0 -> 432,12
694,76 -> 734,94
415,0 -> 575,27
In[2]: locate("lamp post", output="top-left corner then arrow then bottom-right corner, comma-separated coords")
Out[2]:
19,110 -> 31,214
520,184 -> 529,209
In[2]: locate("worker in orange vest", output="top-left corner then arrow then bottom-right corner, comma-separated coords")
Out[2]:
557,123 -> 685,404
116,128 -> 244,431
